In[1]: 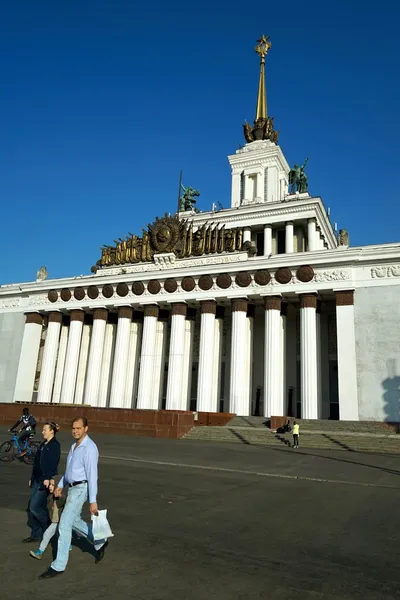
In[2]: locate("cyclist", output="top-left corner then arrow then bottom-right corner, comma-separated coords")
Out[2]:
9,407 -> 37,457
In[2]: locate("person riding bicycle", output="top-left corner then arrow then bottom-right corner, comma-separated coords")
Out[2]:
9,407 -> 37,457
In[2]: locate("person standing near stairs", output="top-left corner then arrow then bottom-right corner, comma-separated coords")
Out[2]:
292,422 -> 300,448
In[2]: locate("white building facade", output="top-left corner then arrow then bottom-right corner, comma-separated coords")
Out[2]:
1,38 -> 400,422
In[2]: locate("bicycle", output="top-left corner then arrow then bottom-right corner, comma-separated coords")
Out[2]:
0,430 -> 40,465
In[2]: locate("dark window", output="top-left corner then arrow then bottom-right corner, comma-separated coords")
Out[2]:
256,232 -> 264,256
277,229 -> 286,254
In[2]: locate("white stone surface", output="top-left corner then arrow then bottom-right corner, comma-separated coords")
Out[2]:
337,301 -> 358,420
152,320 -> 168,409
244,313 -> 254,412
285,222 -> 294,253
74,323 -> 91,405
109,313 -> 132,408
84,316 -> 107,406
197,312 -> 216,412
37,317 -> 61,403
229,309 -> 249,416
124,321 -> 142,409
60,317 -> 84,404
136,313 -> 158,409
52,325 -> 68,404
181,319 -> 194,410
300,306 -> 318,419
211,316 -> 223,413
13,318 -> 42,403
264,307 -> 282,417
98,323 -> 116,408
166,312 -> 187,410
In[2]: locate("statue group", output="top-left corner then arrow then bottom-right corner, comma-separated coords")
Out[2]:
179,185 -> 200,212
288,158 -> 309,194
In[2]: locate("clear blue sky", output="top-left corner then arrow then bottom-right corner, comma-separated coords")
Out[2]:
1,0 -> 399,284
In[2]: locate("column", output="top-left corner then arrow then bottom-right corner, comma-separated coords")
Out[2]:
152,313 -> 168,409
52,318 -> 69,404
109,307 -> 133,408
264,296 -> 283,417
229,299 -> 249,416
74,317 -> 92,405
13,313 -> 43,403
211,306 -> 224,413
181,309 -> 196,410
243,227 -> 251,244
37,312 -> 62,403
166,303 -> 187,410
231,172 -> 241,208
285,221 -> 294,253
60,310 -> 84,404
300,294 -> 318,419
256,171 -> 263,200
264,225 -> 272,256
137,305 -> 159,409
280,178 -> 286,200
336,291 -> 359,420
307,218 -> 317,251
244,305 -> 255,413
124,315 -> 143,409
98,314 -> 117,408
281,303 -> 288,415
197,300 -> 216,412
316,302 -> 322,419
84,309 -> 108,406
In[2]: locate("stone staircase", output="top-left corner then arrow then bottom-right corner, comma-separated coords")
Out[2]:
182,417 -> 400,454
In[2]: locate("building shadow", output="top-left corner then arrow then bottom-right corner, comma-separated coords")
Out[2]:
382,359 -> 400,431
229,429 -> 251,445
322,433 -> 355,452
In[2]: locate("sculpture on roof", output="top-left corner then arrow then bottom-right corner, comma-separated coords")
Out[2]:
179,185 -> 200,212
337,229 -> 349,247
289,158 -> 309,194
36,266 -> 48,281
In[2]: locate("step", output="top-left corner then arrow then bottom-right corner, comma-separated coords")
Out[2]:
227,416 -> 397,435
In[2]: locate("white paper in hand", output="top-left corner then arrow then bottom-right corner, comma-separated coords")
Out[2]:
91,509 -> 114,541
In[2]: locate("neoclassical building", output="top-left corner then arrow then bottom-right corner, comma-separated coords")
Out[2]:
1,37 -> 399,422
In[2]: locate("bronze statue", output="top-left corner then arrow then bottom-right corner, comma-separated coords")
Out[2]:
289,158 -> 309,194
179,185 -> 200,212
337,229 -> 350,246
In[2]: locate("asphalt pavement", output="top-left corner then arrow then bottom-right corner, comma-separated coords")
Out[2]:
0,427 -> 399,600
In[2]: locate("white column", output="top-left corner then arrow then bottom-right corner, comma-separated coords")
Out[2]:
231,172 -> 241,208
98,318 -> 117,408
229,299 -> 249,416
166,303 -> 187,410
264,296 -> 283,417
197,300 -> 216,412
280,178 -> 286,200
244,305 -> 255,412
124,318 -> 142,409
336,291 -> 359,420
52,321 -> 69,404
211,308 -> 224,413
74,322 -> 91,405
37,312 -> 62,403
60,310 -> 85,404
264,225 -> 272,256
243,227 -> 251,244
300,294 -> 318,419
109,307 -> 132,408
256,171 -> 263,200
83,309 -> 108,406
137,305 -> 159,409
181,312 -> 195,410
316,304 -> 322,419
152,317 -> 168,409
13,313 -> 43,403
281,303 -> 287,415
307,218 -> 317,251
285,221 -> 294,253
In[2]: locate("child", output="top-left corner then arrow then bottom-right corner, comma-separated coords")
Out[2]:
30,479 -> 67,560
292,421 -> 300,448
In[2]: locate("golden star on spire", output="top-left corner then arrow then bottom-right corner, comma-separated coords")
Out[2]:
255,34 -> 272,60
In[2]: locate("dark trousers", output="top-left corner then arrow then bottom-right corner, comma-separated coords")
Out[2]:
293,434 -> 299,447
18,429 -> 31,448
27,481 -> 50,540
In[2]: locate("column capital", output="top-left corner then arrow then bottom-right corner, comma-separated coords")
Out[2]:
24,312 -> 43,325
48,312 -> 63,324
232,298 -> 248,313
308,217 -> 317,224
335,290 -> 354,306
93,308 -> 108,321
264,296 -> 281,311
171,303 -> 187,317
118,306 -> 133,320
200,300 -> 216,315
144,304 -> 159,318
300,294 -> 318,309
286,220 -> 294,226
70,310 -> 85,322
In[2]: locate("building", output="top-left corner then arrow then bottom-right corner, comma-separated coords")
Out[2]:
1,36 -> 400,422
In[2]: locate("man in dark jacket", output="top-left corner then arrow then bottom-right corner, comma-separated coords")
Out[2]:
9,407 -> 37,457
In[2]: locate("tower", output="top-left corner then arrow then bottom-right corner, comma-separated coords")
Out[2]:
228,36 -> 290,207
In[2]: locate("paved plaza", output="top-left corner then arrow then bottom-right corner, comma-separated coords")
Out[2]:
1,427 -> 400,600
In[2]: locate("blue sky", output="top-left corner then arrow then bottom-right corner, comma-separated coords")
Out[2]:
0,0 -> 399,284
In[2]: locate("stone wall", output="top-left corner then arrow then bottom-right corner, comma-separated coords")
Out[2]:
355,286 -> 400,421
0,313 -> 25,403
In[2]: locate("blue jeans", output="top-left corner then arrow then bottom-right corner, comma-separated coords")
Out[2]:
51,483 -> 106,572
27,481 -> 50,540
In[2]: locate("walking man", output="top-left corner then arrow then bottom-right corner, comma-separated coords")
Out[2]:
292,421 -> 300,448
39,417 -> 108,579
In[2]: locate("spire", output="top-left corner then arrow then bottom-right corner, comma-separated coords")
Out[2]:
255,34 -> 271,121
243,35 -> 279,145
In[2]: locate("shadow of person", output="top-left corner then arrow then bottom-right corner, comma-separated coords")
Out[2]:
49,531 -> 97,561
382,375 -> 400,428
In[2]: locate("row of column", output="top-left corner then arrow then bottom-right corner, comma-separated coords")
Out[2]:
13,290 -> 358,420
244,218 -> 326,257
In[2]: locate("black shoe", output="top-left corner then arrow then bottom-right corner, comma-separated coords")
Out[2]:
95,540 -> 109,564
22,536 -> 40,543
38,568 -> 63,579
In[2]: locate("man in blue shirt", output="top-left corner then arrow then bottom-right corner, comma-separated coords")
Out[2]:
39,417 -> 109,579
